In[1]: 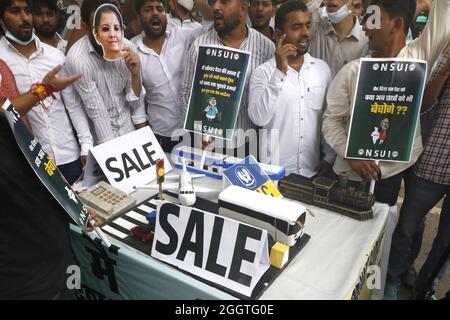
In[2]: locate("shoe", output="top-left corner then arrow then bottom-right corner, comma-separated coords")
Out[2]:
413,287 -> 437,300
384,283 -> 399,300
401,266 -> 417,289
425,291 -> 437,300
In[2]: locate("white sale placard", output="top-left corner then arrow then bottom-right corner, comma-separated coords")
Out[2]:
84,127 -> 172,194
151,201 -> 270,297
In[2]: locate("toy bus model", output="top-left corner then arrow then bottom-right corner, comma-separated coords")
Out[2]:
218,186 -> 307,247
172,146 -> 286,181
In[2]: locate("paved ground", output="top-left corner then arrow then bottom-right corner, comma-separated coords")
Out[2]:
395,188 -> 449,300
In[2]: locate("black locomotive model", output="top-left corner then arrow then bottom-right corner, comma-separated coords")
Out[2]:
278,173 -> 375,221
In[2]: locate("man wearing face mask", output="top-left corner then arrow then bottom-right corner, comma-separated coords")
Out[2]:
304,0 -> 369,77
167,0 -> 201,31
0,0 -> 93,185
321,0 -> 449,299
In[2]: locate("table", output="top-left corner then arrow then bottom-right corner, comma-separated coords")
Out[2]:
70,171 -> 390,300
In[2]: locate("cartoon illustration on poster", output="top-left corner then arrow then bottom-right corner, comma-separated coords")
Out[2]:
184,45 -> 251,140
346,58 -> 427,163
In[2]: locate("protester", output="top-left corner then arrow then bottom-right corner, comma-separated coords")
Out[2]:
65,0 -> 147,146
31,0 -> 67,53
181,0 -> 275,157
132,0 -> 212,152
0,0 -> 93,184
391,42 -> 450,300
0,56 -> 98,299
249,0 -> 335,177
304,0 -> 369,77
320,0 -> 449,299
167,0 -> 200,31
351,0 -> 366,18
249,0 -> 276,42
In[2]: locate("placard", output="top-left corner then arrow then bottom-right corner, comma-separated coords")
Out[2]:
151,201 -> 270,297
85,126 -> 172,194
345,58 -> 427,162
2,100 -> 89,228
184,45 -> 251,140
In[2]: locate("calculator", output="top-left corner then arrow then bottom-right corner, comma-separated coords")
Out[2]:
79,181 -> 137,224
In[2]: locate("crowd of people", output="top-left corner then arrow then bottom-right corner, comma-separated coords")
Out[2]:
0,0 -> 448,300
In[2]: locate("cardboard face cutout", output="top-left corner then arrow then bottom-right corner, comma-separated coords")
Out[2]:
93,4 -> 124,61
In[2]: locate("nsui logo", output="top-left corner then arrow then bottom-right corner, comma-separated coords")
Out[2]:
235,166 -> 256,188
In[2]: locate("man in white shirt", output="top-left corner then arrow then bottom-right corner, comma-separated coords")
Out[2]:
304,0 -> 369,77
132,0 -> 212,152
321,0 -> 449,299
181,0 -> 275,157
249,0 -> 335,177
167,0 -> 201,31
0,0 -> 93,184
31,0 -> 68,53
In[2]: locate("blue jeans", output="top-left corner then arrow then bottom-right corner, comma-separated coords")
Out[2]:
387,171 -> 450,286
58,159 -> 82,185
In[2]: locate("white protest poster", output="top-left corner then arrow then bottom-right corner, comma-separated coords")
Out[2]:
151,201 -> 270,297
86,127 -> 172,194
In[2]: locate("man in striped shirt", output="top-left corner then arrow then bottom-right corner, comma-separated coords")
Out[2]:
181,0 -> 275,157
65,0 -> 148,146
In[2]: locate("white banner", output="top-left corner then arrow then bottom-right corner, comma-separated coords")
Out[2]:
151,201 -> 270,297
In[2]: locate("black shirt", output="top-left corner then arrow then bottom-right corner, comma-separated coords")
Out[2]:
0,111 -> 74,299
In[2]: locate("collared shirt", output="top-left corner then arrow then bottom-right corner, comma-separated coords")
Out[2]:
249,54 -> 335,177
56,33 -> 68,54
414,48 -> 450,185
0,36 -> 92,165
133,24 -> 210,137
65,36 -> 147,145
322,0 -> 450,181
167,13 -> 202,32
308,7 -> 369,77
181,26 -> 275,148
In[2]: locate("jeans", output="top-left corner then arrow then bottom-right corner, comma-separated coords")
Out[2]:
387,171 -> 450,287
372,169 -> 425,270
58,158 -> 82,185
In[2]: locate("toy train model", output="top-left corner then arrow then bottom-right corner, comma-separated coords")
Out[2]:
278,173 -> 375,221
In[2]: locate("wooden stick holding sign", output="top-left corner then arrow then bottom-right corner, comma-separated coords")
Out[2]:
90,219 -> 112,247
369,160 -> 380,194
156,159 -> 165,200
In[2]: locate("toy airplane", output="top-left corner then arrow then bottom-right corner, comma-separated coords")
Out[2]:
134,159 -> 214,207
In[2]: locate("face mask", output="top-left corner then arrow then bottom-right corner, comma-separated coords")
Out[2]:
0,20 -> 36,46
326,2 -> 352,24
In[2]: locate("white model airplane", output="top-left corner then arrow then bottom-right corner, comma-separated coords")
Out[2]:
134,160 -> 214,206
